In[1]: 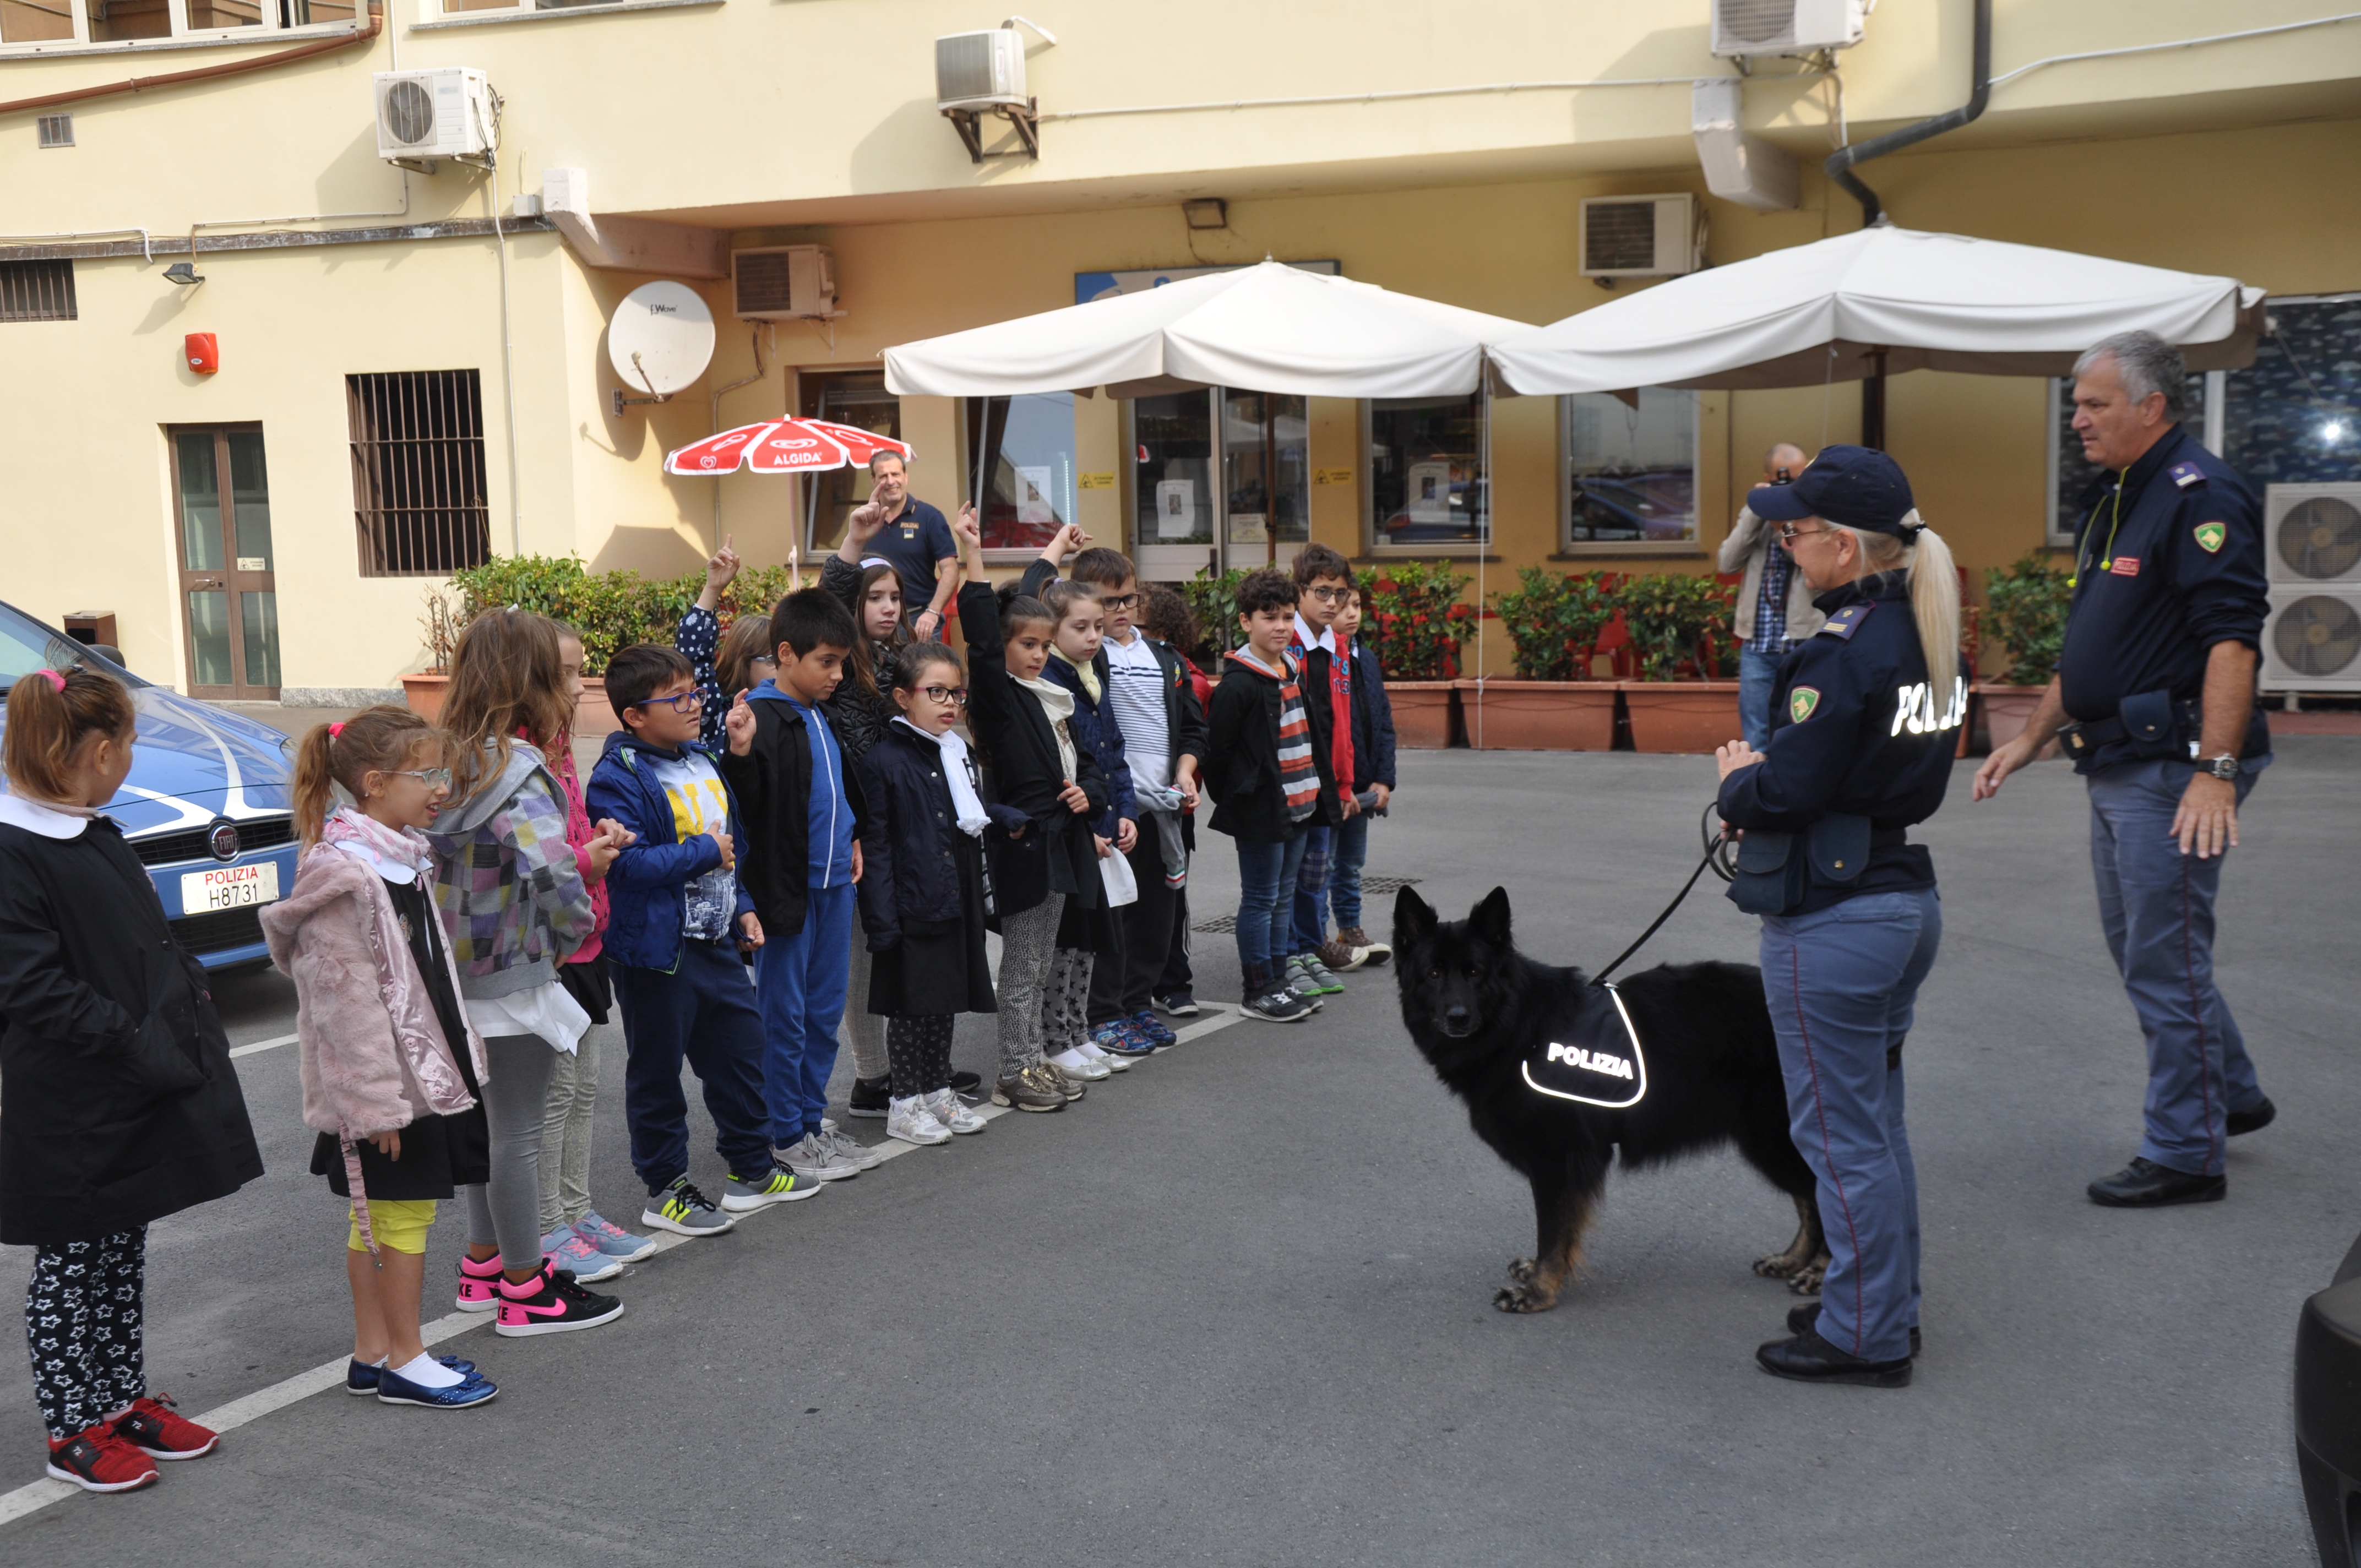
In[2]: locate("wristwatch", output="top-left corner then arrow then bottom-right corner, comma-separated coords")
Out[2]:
2205,753 -> 2240,781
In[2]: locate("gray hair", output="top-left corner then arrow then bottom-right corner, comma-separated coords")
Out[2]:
2074,331 -> 2187,422
868,449 -> 906,476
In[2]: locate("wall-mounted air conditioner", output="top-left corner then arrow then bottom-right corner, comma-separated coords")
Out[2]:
2262,587 -> 2361,691
372,69 -> 496,164
936,29 -> 1027,113
2263,483 -> 2361,585
1579,195 -> 1698,279
1711,0 -> 1868,58
732,246 -> 836,320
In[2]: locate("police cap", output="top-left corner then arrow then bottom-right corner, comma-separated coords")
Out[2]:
1749,445 -> 1920,540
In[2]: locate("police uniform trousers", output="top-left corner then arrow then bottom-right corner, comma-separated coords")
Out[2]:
1759,886 -> 1940,1365
2086,759 -> 2265,1178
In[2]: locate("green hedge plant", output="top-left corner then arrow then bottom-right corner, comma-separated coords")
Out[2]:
440,554 -> 797,676
1489,568 -> 1620,681
1982,553 -> 2072,685
1618,573 -> 1738,682
1364,561 -> 1477,680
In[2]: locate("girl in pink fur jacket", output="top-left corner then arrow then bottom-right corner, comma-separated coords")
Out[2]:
260,705 -> 500,1411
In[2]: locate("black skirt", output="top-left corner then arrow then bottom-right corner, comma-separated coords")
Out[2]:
868,834 -> 998,1019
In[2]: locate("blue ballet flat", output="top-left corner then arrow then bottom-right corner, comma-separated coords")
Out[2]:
374,1363 -> 498,1409
346,1356 -> 480,1396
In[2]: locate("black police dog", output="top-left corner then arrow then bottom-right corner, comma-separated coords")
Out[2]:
1395,885 -> 1827,1313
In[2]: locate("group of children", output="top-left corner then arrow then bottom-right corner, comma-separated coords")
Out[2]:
0,498 -> 1399,1494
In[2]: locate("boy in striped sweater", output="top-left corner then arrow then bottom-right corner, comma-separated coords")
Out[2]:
1201,569 -> 1335,1022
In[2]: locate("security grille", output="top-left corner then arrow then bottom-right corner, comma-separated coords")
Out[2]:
347,370 -> 492,576
0,259 -> 76,322
36,115 -> 73,149
733,250 -> 795,315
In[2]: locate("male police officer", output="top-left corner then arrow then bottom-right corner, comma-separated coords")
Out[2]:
1973,330 -> 2274,1208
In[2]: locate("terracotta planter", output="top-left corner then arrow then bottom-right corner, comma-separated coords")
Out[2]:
572,678 -> 623,742
1457,679 -> 1618,751
1974,684 -> 2060,760
1388,680 -> 1461,749
1620,681 -> 1744,755
400,673 -> 449,721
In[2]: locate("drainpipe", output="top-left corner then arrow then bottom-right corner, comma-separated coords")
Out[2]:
1823,0 -> 1992,227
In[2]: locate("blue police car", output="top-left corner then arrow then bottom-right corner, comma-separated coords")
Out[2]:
0,599 -> 300,968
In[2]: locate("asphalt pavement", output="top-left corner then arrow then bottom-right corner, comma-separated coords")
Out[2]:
1,738 -> 2353,1566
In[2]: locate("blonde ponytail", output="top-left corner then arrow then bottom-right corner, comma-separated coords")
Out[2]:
1903,521 -> 1962,722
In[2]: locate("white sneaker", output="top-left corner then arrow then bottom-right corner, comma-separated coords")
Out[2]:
775,1130 -> 862,1182
1078,1039 -> 1130,1074
821,1124 -> 884,1171
1052,1047 -> 1111,1081
886,1095 -> 952,1146
924,1088 -> 988,1135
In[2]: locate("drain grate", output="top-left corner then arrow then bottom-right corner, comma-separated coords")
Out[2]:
1191,874 -> 1419,933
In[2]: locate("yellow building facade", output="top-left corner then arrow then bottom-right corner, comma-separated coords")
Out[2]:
3,0 -> 2358,696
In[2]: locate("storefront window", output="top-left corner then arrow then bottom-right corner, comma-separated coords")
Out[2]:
1562,388 -> 1697,549
2223,295 -> 2361,487
1369,393 -> 1487,551
966,392 -> 1075,554
799,370 -> 902,554
1223,390 -> 1308,569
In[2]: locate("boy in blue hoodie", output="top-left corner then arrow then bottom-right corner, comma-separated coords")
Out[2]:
719,590 -> 873,1183
587,644 -> 816,1239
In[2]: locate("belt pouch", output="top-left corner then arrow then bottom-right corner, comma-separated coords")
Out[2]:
1805,812 -> 1872,886
1727,830 -> 1805,916
2119,689 -> 2178,759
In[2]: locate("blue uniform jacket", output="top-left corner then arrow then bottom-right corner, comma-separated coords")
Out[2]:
1717,573 -> 1963,914
585,732 -> 757,972
2056,424 -> 2271,772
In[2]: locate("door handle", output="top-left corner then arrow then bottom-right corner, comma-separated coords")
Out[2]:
190,577 -> 224,588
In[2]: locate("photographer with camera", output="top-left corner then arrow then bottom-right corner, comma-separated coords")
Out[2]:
1720,443 -> 1824,750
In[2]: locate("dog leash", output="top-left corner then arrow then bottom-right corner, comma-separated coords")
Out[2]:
1590,802 -> 1737,986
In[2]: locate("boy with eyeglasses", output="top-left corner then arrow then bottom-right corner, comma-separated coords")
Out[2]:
1283,544 -> 1361,1001
588,644 -> 812,1243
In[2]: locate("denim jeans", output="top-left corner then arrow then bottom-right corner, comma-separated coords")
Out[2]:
1289,827 -> 1331,954
1326,812 -> 1370,930
1234,829 -> 1310,988
1738,643 -> 1787,753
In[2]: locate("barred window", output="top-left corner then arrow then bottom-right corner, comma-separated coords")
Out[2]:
347,370 -> 491,576
0,259 -> 76,323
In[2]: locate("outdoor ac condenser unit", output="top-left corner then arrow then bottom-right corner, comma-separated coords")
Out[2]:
935,28 -> 1027,113
1579,195 -> 1698,279
732,246 -> 836,320
2264,483 -> 2361,585
1710,0 -> 1867,57
2262,587 -> 2361,692
372,69 -> 496,163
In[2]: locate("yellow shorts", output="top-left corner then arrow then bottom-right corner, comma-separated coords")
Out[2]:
346,1198 -> 438,1255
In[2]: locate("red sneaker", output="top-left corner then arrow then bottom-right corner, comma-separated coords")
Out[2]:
112,1392 -> 218,1460
46,1425 -> 159,1493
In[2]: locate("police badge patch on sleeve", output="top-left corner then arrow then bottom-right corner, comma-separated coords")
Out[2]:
2194,521 -> 2226,553
1522,983 -> 1648,1110
1788,687 -> 1821,723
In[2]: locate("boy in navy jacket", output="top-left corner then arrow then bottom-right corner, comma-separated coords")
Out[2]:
588,644 -> 815,1239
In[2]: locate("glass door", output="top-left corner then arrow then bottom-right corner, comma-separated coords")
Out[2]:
1131,390 -> 1217,581
1221,390 -> 1309,571
170,426 -> 280,699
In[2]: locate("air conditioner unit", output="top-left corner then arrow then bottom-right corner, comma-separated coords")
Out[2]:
372,69 -> 496,163
1711,0 -> 1868,58
936,28 -> 1027,113
1579,195 -> 1698,279
2262,587 -> 2361,691
2263,483 -> 2361,585
732,246 -> 836,320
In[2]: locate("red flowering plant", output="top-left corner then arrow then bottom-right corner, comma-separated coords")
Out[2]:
1363,561 -> 1477,679
1618,572 -> 1738,680
1489,568 -> 1621,680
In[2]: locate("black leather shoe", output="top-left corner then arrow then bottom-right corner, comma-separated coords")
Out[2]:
845,1074 -> 891,1119
1788,1302 -> 1919,1355
2087,1156 -> 2226,1208
948,1069 -> 983,1097
1755,1326 -> 1912,1387
2227,1097 -> 2276,1136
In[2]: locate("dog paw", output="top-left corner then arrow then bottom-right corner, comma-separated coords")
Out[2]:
1506,1256 -> 1539,1283
1492,1283 -> 1558,1314
1752,1251 -> 1803,1280
1786,1262 -> 1826,1297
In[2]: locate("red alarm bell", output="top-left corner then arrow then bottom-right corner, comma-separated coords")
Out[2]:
184,333 -> 218,374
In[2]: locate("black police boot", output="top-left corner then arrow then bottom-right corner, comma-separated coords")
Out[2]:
2227,1097 -> 2276,1136
1788,1302 -> 1919,1355
2087,1156 -> 2226,1208
1755,1326 -> 1912,1388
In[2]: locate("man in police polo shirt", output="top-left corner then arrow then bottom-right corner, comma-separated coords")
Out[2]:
1974,330 -> 2275,1208
848,450 -> 959,641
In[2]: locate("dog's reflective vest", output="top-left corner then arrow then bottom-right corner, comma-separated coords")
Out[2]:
1522,982 -> 1647,1110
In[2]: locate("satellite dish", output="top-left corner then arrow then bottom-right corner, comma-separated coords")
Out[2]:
608,281 -> 715,398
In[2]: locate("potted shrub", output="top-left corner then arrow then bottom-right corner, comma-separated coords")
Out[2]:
1468,568 -> 1620,750
1977,554 -> 2071,756
1363,562 -> 1476,748
401,590 -> 463,720
1616,573 -> 1743,754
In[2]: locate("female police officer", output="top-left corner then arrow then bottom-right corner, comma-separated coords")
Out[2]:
1713,446 -> 1965,1389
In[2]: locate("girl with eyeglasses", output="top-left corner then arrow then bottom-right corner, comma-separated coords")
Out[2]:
272,704 -> 501,1409
852,645 -> 1020,1145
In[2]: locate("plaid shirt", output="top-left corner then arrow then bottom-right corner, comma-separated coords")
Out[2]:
1753,536 -> 1796,655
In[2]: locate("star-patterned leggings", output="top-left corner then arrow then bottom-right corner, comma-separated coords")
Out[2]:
24,1229 -> 146,1441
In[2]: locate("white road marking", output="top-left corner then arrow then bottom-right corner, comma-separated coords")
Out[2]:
0,1005 -> 1247,1528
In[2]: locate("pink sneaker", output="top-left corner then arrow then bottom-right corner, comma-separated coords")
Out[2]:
455,1251 -> 502,1312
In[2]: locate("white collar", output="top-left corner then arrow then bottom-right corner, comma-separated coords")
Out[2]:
1292,613 -> 1334,654
329,836 -> 418,884
0,793 -> 93,840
